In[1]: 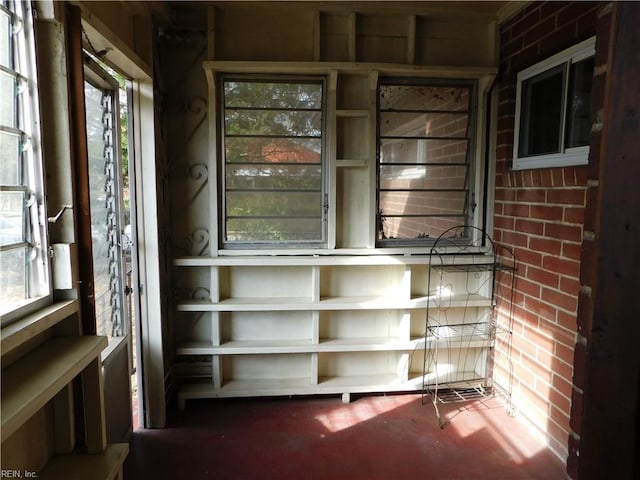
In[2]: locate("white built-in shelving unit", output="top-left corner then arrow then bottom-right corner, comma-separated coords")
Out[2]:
174,253 -> 499,407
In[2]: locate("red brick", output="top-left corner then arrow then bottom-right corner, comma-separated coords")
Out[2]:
539,23 -> 579,58
495,187 -> 516,202
529,237 -> 562,256
524,296 -> 557,322
552,169 -> 564,186
517,277 -> 542,299
552,373 -> 574,398
560,275 -> 581,297
527,265 -> 560,288
513,246 -> 543,267
540,170 -> 553,187
524,15 -> 557,45
542,287 -> 578,313
564,206 -> 585,225
530,204 -> 563,221
501,230 -> 528,247
562,241 -> 583,262
503,202 -> 530,218
557,310 -> 577,331
511,44 -> 540,72
516,188 -> 547,203
544,222 -> 582,242
505,7 -> 541,39
550,393 -> 571,422
494,215 -> 514,231
515,218 -> 544,235
542,255 -> 581,278
547,188 -> 586,206
552,355 -> 574,384
576,6 -> 598,38
555,341 -> 575,366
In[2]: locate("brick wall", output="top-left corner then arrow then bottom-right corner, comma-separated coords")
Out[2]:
493,0 -> 606,464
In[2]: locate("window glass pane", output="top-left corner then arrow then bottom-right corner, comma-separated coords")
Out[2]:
222,78 -> 325,246
380,112 -> 469,138
380,165 -> 468,190
518,65 -> 564,157
379,85 -> 469,111
378,81 -> 472,244
0,247 -> 27,308
224,81 -> 322,109
565,56 -> 594,148
226,164 -> 322,190
0,69 -> 16,127
226,191 -> 322,217
225,137 -> 321,163
380,139 -> 468,165
85,82 -> 113,336
0,9 -> 9,68
0,129 -> 20,184
227,217 -> 322,242
0,189 -> 25,246
225,110 -> 322,137
380,215 -> 466,241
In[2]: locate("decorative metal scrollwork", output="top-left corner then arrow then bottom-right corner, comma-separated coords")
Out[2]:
187,163 -> 208,207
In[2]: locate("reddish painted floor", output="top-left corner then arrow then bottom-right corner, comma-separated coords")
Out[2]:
123,393 -> 566,480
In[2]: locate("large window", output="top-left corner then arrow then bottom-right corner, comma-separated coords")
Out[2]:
513,37 -> 595,170
0,0 -> 49,323
377,80 -> 475,245
221,76 -> 326,248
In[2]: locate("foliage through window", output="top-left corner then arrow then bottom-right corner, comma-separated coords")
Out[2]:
513,37 -> 595,170
0,0 -> 49,322
221,77 -> 325,247
377,80 -> 475,245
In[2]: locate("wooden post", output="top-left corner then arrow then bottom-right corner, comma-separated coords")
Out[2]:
578,2 -> 640,478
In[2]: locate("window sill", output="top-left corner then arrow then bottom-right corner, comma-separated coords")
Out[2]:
1,299 -> 79,356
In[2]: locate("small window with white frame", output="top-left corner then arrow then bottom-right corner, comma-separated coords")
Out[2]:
513,37 -> 595,170
0,0 -> 50,324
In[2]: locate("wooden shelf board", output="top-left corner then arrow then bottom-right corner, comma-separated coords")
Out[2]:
411,335 -> 491,349
428,294 -> 492,308
177,296 -> 435,312
1,336 -> 107,442
1,300 -> 80,355
178,374 -> 424,400
39,443 -> 129,480
336,159 -> 367,168
336,109 -> 369,117
173,252 -> 495,267
177,337 -> 409,355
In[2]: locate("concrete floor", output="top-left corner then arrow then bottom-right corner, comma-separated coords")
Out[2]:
123,393 -> 566,480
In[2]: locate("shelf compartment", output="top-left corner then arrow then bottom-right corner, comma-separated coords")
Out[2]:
219,265 -> 314,300
221,353 -> 312,386
318,351 -> 405,381
220,310 -> 314,343
320,264 -> 408,298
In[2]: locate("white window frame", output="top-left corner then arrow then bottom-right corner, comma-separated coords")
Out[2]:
0,0 -> 51,325
513,37 -> 595,170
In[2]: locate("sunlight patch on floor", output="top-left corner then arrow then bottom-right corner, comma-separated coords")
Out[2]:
314,394 -> 417,433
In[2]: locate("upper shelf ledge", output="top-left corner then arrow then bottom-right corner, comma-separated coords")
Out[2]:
203,61 -> 497,79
